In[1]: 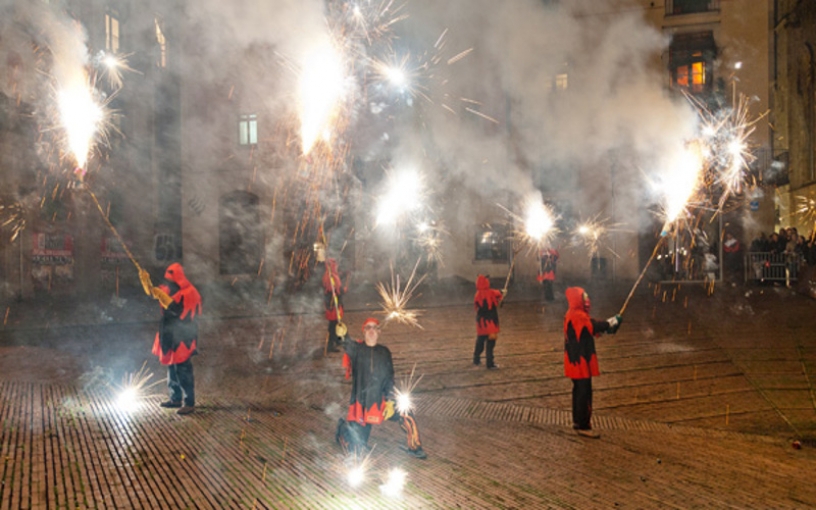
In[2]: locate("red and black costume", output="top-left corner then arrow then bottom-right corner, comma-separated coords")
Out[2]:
473,274 -> 503,368
323,258 -> 345,350
152,263 -> 202,407
538,247 -> 559,302
336,319 -> 424,458
563,287 -> 611,432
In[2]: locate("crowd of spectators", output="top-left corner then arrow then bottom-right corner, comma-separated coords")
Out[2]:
749,227 -> 816,263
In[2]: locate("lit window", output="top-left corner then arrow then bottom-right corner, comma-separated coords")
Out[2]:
155,18 -> 167,68
670,33 -> 715,95
474,224 -> 509,262
239,114 -> 258,145
105,14 -> 120,53
555,73 -> 568,90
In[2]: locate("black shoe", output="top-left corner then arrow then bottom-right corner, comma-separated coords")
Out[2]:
160,400 -> 182,408
176,406 -> 195,415
486,364 -> 499,370
473,360 -> 481,367
405,446 -> 427,459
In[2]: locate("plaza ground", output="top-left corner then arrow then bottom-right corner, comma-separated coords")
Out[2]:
0,279 -> 815,508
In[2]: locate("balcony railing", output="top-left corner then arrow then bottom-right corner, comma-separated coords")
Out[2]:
666,0 -> 720,15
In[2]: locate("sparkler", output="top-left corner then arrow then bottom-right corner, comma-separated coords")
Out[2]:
376,258 -> 426,328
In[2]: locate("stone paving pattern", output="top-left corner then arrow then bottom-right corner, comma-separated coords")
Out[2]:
0,280 -> 815,508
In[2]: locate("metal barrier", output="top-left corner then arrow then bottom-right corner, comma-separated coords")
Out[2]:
745,252 -> 802,284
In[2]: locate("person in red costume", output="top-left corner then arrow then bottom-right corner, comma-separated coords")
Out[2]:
563,287 -> 621,438
473,275 -> 505,369
334,318 -> 426,459
145,263 -> 202,415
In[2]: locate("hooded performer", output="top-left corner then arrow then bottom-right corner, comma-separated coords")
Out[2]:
145,263 -> 202,415
473,275 -> 505,369
335,318 -> 427,459
563,287 -> 620,437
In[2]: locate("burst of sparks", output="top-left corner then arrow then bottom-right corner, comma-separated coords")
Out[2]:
498,196 -> 558,254
573,215 -> 621,259
0,199 -> 26,242
394,363 -> 423,415
655,140 -> 705,229
376,259 -> 426,328
113,361 -> 162,413
375,167 -> 427,228
93,50 -> 137,91
795,192 -> 816,229
380,467 -> 407,498
298,41 -> 347,155
57,71 -> 105,169
413,220 -> 448,265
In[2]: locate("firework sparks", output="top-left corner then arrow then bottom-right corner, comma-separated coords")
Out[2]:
573,215 -> 623,259
394,363 -> 423,415
93,50 -> 136,91
0,199 -> 26,242
499,195 -> 558,254
413,220 -> 447,265
57,71 -> 105,170
113,361 -> 162,413
375,166 -> 428,228
376,259 -> 426,328
379,467 -> 407,498
297,40 -> 347,155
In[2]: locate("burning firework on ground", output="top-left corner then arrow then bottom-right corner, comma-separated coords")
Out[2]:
376,259 -> 426,328
113,361 -> 162,413
379,467 -> 408,498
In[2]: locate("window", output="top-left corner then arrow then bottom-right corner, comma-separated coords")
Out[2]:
474,224 -> 509,262
666,0 -> 719,15
238,114 -> 258,145
105,13 -> 120,53
155,18 -> 167,68
555,73 -> 568,91
670,32 -> 715,95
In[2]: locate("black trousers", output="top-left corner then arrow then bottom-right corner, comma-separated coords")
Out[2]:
542,280 -> 554,301
342,412 -> 422,451
473,335 -> 496,367
571,378 -> 593,430
167,359 -> 195,407
327,319 -> 341,349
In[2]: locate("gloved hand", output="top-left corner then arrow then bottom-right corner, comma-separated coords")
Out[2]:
501,289 -> 507,297
606,314 -> 623,334
152,287 -> 173,309
335,322 -> 348,339
383,400 -> 395,420
139,269 -> 153,296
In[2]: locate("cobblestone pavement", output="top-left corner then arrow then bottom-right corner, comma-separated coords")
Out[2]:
0,280 -> 815,508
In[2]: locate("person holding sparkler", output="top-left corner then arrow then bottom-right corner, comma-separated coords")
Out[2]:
538,247 -> 559,303
334,318 -> 427,459
473,275 -> 505,369
323,258 -> 345,353
142,263 -> 202,415
563,287 -> 621,438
